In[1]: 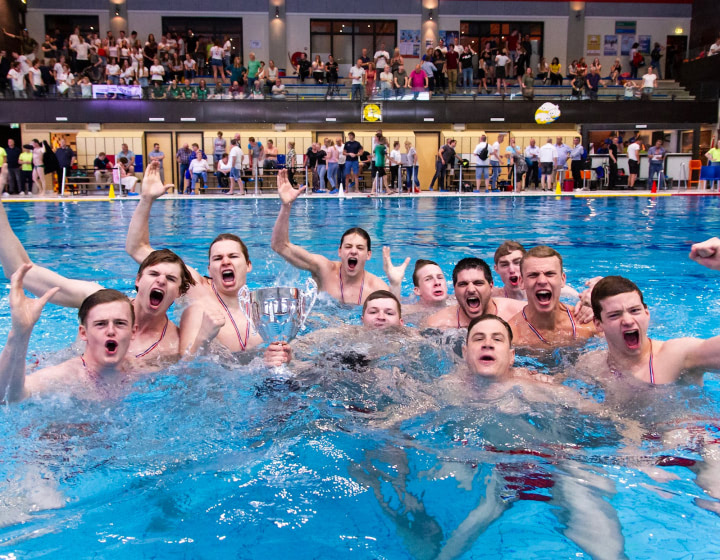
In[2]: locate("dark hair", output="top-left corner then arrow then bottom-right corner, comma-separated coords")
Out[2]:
467,314 -> 513,345
362,289 -> 401,318
78,289 -> 135,326
340,227 -> 371,252
520,245 -> 563,272
412,259 -> 440,287
494,241 -> 526,265
452,257 -> 492,286
209,233 -> 250,263
590,276 -> 646,321
136,249 -> 196,296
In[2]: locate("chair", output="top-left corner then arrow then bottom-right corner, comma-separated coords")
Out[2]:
689,159 -> 702,189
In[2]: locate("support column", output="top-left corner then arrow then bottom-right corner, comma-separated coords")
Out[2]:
269,0 -> 287,73
422,0 -> 438,54
566,2 -> 585,70
109,1 -> 127,39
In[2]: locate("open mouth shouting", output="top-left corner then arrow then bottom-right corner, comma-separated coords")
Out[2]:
464,294 -> 483,315
221,268 -> 236,287
347,257 -> 358,272
477,352 -> 496,365
535,290 -> 553,306
508,275 -> 520,287
149,288 -> 165,309
105,340 -> 119,355
622,329 -> 641,349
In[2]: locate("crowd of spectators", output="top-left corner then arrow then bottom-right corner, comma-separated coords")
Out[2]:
0,25 -> 676,101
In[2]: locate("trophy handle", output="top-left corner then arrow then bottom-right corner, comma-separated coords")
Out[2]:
299,278 -> 318,331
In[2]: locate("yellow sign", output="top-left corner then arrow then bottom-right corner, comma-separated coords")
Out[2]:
362,103 -> 382,123
586,34 -> 601,55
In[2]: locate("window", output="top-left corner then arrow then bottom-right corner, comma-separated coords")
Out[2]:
460,21 -> 544,58
311,19 -> 397,73
45,15 -> 100,40
162,17 -> 243,62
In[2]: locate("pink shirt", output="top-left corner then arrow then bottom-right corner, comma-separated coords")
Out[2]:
410,70 -> 425,88
326,145 -> 339,164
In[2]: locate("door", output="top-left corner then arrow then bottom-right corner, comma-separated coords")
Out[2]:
145,132 -> 173,185
175,131 -> 204,187
665,35 -> 687,81
414,132 -> 440,190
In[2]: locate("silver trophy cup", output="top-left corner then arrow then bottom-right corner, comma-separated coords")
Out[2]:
239,278 -> 318,344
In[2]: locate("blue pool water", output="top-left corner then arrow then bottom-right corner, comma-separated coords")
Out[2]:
2,196 -> 720,558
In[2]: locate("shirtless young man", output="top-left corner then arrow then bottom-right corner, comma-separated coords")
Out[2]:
271,169 -> 402,305
508,246 -> 595,347
125,162 -> 262,356
491,240 -> 579,300
424,257 -> 524,328
0,265 -> 136,403
0,196 -> 194,368
589,275 -> 720,385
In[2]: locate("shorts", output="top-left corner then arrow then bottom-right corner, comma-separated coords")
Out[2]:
475,164 -> 489,179
372,165 -> 386,177
344,160 -> 359,176
496,67 -> 506,80
540,162 -> 554,176
211,59 -> 223,67
230,167 -> 243,180
628,160 -> 639,175
477,68 -> 485,79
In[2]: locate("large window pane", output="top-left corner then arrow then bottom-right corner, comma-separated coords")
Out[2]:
355,35 -> 374,59
311,21 -> 332,33
311,36 -> 332,61
334,35 -> 353,69
376,35 -> 395,53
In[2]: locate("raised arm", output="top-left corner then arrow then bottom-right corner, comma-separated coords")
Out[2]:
271,169 -> 331,278
0,265 -> 59,403
125,161 -> 171,264
382,246 -> 410,298
0,199 -> 100,307
178,303 -> 226,358
690,237 -> 720,271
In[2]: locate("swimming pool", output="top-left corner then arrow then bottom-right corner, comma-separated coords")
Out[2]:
1,196 -> 720,558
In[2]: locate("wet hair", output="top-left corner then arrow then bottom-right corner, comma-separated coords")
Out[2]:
136,249 -> 196,295
412,259 -> 440,287
78,289 -> 135,326
494,241 -> 526,265
208,233 -> 250,264
452,257 -> 492,286
362,289 -> 401,318
340,227 -> 371,252
590,275 -> 647,321
467,314 -> 513,345
520,245 -> 563,272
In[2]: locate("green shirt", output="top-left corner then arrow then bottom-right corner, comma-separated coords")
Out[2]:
167,87 -> 182,99
151,85 -> 165,98
182,86 -> 194,99
707,147 -> 720,163
196,87 -> 208,100
247,60 -> 261,79
374,144 -> 386,168
19,151 -> 33,171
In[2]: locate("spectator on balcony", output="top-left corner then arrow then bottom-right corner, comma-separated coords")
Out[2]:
421,55 -> 437,95
379,64 -> 393,100
212,79 -> 226,98
229,80 -> 243,99
325,55 -> 339,97
106,57 -> 120,85
56,62 -> 74,96
520,67 -> 535,100
432,48 -> 445,93
359,48 -> 371,71
610,59 -> 622,85
445,44 -> 459,94
709,37 -> 720,56
41,34 -> 56,60
495,48 -> 510,95
567,59 -> 578,81
629,42 -> 642,78
7,61 -> 27,98
590,57 -> 602,76
650,43 -> 663,79
350,58 -> 366,101
119,59 -> 134,84
209,40 -> 223,82
73,36 -> 90,74
3,28 -> 38,62
150,80 -> 166,99
459,44 -> 474,93
194,35 -> 207,75
410,63 -> 427,99
640,66 -> 656,100
250,79 -> 264,99
170,53 -> 183,82
549,57 -> 562,85
365,62 -> 376,98
481,42 -> 494,84
222,35 -> 232,70
265,60 -> 279,91
374,42 -> 390,72
28,59 -> 43,97
312,55 -> 325,84
196,78 -> 210,100
183,53 -> 197,81
143,34 -> 157,70
295,52 -> 311,82
166,79 -> 182,99
228,56 -> 245,90
390,48 -> 403,73
393,63 -> 408,98
271,78 -> 286,99
149,57 -> 164,86
247,52 -> 261,92
536,56 -> 549,84
180,77 -> 194,99
585,66 -> 602,100
576,57 -> 587,78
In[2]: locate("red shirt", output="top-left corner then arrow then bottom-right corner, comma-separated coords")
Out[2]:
446,50 -> 459,70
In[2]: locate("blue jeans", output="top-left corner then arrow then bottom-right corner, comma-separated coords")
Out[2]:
327,162 -> 338,189
650,60 -> 662,79
648,162 -> 665,189
178,163 -> 189,194
351,84 -> 363,100
317,164 -> 327,190
191,171 -> 207,192
490,160 -> 500,188
395,87 -> 405,98
462,67 -> 473,89
404,165 -> 419,188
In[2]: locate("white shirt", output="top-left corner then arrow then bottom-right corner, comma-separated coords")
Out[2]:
489,141 -> 501,162
495,54 -> 509,68
350,66 -> 365,84
710,42 -> 720,56
150,65 -> 165,81
374,50 -> 390,69
210,45 -> 223,60
189,159 -> 209,173
217,159 -> 232,173
229,145 -> 244,169
627,142 -> 640,162
642,73 -> 656,88
473,142 -> 488,164
107,63 -> 120,77
390,149 -> 402,166
75,42 -> 90,60
29,66 -> 42,86
525,145 -> 540,161
8,68 -> 25,90
223,40 -> 231,56
539,143 -> 558,163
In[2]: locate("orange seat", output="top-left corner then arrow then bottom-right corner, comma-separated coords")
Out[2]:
689,159 -> 702,189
